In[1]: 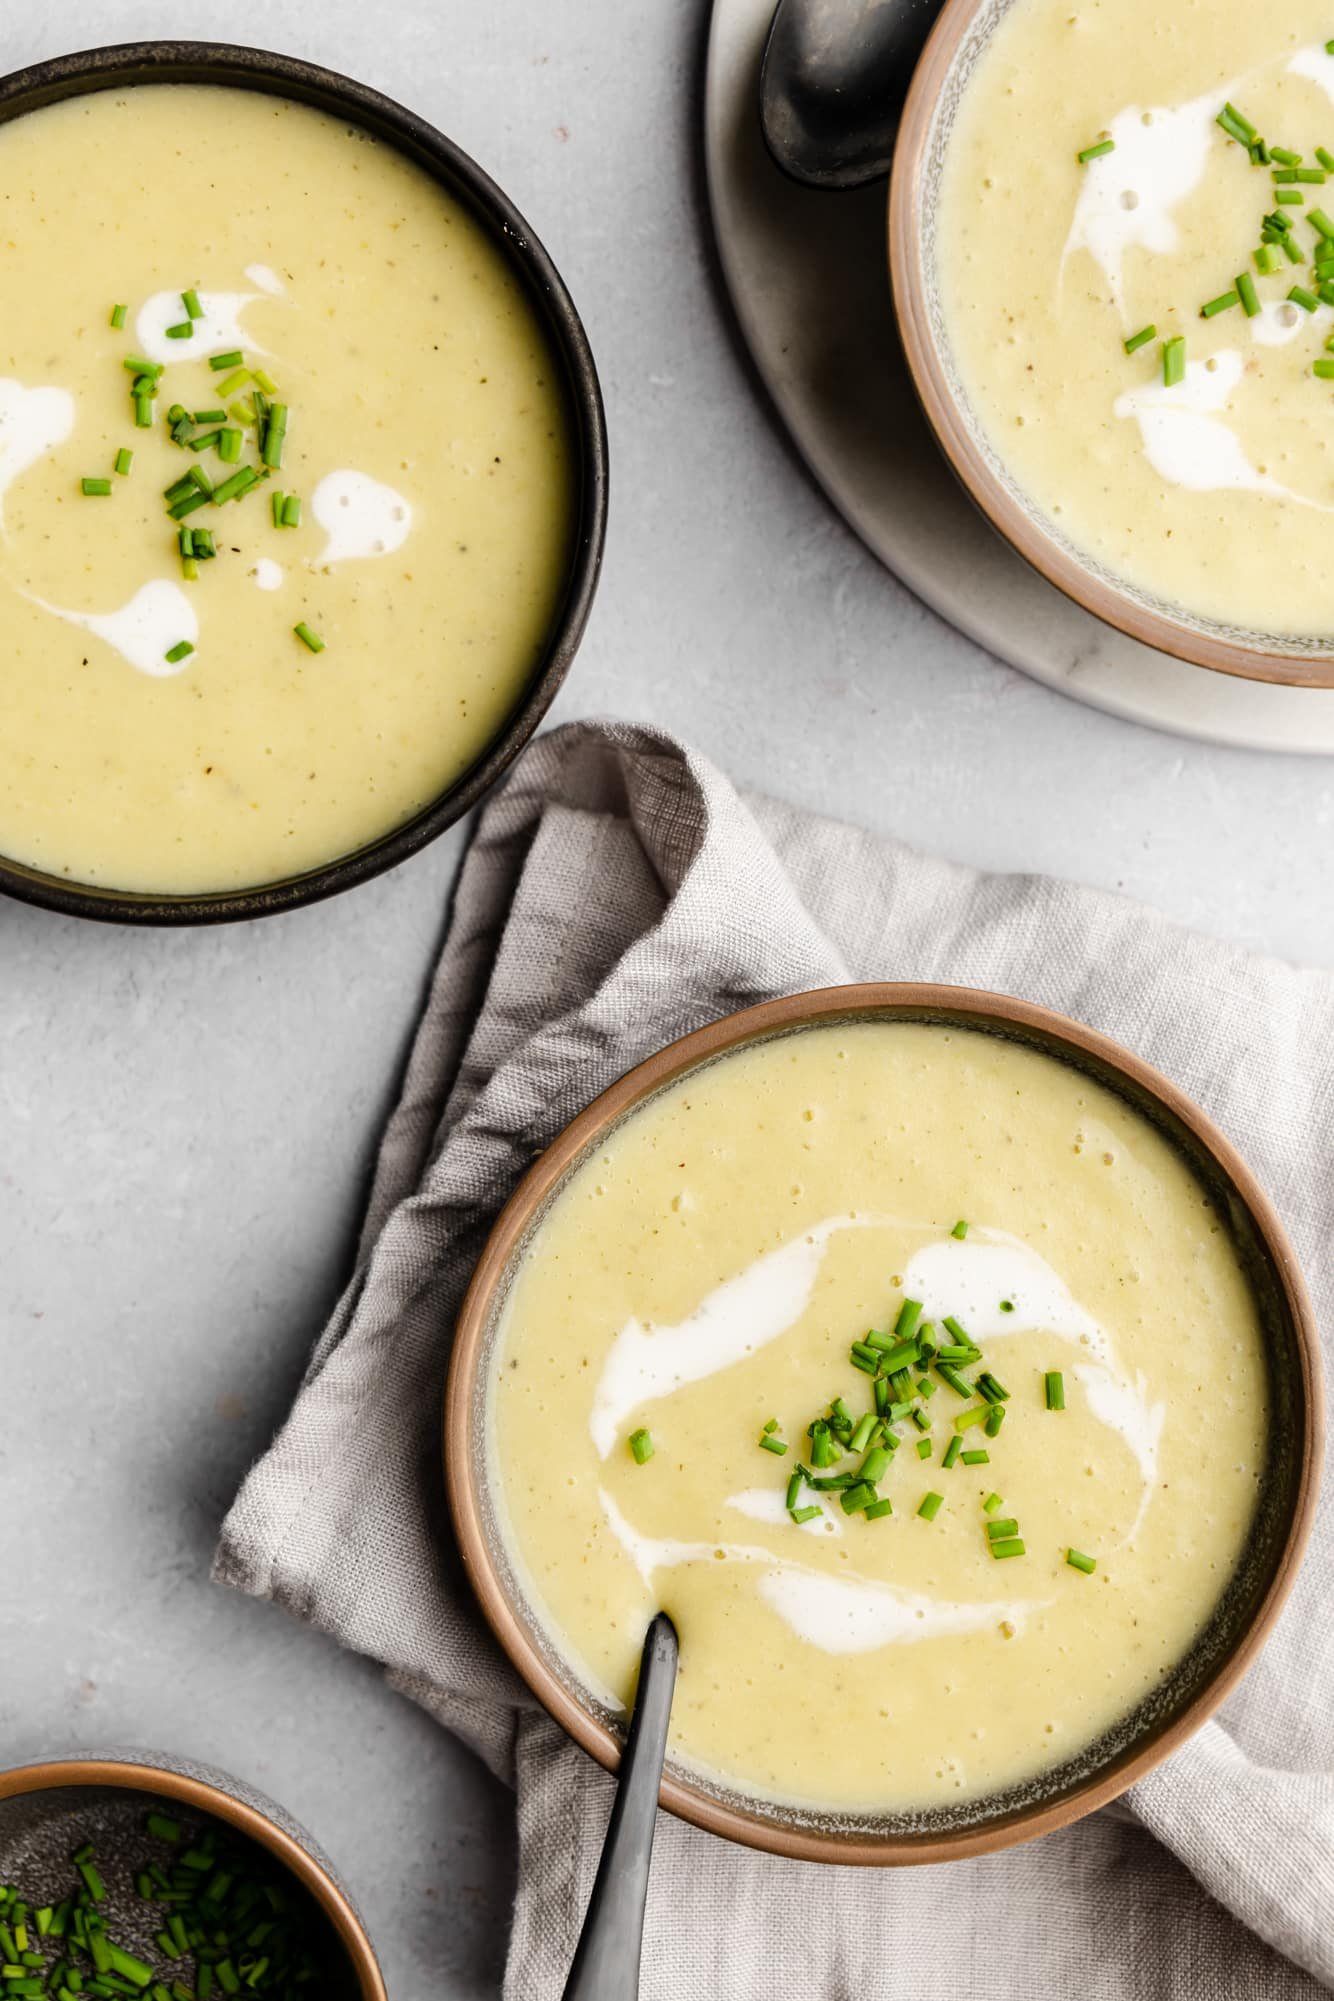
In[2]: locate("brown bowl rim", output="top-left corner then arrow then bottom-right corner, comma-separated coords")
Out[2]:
888,2 -> 1334,690
0,1754 -> 386,1999
0,40 -> 608,925
445,981 -> 1323,1865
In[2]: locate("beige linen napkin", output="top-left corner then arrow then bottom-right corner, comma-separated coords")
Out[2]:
217,721 -> 1334,1999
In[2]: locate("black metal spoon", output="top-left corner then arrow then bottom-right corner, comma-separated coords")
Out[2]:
759,0 -> 945,190
561,1614 -> 680,2001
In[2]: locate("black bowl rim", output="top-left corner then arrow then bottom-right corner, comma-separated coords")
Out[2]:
0,40 -> 608,925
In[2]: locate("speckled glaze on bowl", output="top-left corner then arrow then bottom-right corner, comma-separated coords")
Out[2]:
0,1749 -> 385,1999
446,982 -> 1322,1865
890,0 -> 1334,689
0,41 -> 607,925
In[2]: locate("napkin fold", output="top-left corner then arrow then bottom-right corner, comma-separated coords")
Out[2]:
217,721 -> 1334,1999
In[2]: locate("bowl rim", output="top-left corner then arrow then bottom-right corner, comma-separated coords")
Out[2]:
0,39 -> 608,925
0,1754 -> 386,2000
445,980 -> 1324,1865
888,0 -> 1334,690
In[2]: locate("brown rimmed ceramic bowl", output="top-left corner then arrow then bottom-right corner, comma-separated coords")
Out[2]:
0,1751 -> 385,1998
0,41 -> 607,926
890,1 -> 1334,689
446,982 -> 1322,1864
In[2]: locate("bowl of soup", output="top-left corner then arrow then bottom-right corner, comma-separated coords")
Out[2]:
446,984 -> 1320,1862
0,1750 -> 384,1998
0,43 -> 606,923
891,0 -> 1334,685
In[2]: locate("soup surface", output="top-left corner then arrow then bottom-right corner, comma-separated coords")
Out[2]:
936,1 -> 1334,639
490,1021 -> 1268,1815
0,86 -> 573,893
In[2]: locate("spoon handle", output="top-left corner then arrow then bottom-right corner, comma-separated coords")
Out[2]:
561,1613 -> 680,2001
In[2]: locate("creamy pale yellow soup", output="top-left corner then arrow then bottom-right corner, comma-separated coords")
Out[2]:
937,2 -> 1334,637
490,1022 -> 1268,1815
0,87 -> 573,893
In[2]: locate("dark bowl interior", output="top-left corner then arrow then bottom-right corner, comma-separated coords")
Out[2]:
455,989 -> 1321,1862
0,42 -> 608,925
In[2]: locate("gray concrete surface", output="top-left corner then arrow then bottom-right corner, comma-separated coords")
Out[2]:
5,3 -> 1334,1997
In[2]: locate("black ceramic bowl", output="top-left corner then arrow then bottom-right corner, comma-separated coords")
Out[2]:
0,42 -> 608,925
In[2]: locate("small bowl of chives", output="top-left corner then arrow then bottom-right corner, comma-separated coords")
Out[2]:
0,1754 -> 384,2001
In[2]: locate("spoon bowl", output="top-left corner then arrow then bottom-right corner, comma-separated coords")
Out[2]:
759,0 -> 945,188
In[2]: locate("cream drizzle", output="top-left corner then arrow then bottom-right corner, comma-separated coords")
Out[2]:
312,469 -> 413,565
1062,89 -> 1223,311
0,379 -> 75,521
135,289 -> 271,367
31,579 -> 199,678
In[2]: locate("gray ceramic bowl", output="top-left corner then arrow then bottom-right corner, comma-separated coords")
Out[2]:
0,42 -> 608,925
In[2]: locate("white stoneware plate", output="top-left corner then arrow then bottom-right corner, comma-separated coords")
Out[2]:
704,0 -> 1334,752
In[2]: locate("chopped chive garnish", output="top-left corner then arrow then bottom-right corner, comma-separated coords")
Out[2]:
841,1481 -> 876,1515
1319,148 -> 1334,172
960,1448 -> 990,1465
215,368 -> 251,399
936,1361 -> 975,1399
916,1375 -> 936,1399
910,1406 -> 932,1433
942,1435 -> 962,1469
164,321 -> 194,341
1218,103 -> 1257,145
1289,284 -> 1320,312
785,1469 -> 803,1510
168,490 -> 209,520
293,621 -> 325,654
134,395 -> 154,428
986,1518 -> 1020,1539
1123,323 -> 1157,354
109,303 -> 128,329
1045,1369 -> 1066,1410
1066,1548 -> 1097,1573
628,1427 -> 654,1463
1256,243 -> 1283,273
1272,145 -> 1303,167
989,1537 -> 1026,1559
114,448 -> 133,476
976,1371 -> 1010,1402
1276,190 -> 1305,205
863,1497 -> 894,1520
950,1219 -> 969,1238
1327,39 -> 1334,54
917,1491 -> 944,1521
188,430 -> 222,454
790,1504 -> 822,1525
1297,168 -> 1328,183
146,1816 -> 180,1843
80,477 -> 112,496
122,356 -> 162,377
280,495 -> 302,529
211,467 -> 261,504
762,1417 -> 779,1432
849,1412 -> 877,1452
894,1297 -> 924,1341
1313,357 -> 1334,376
982,1492 -> 1003,1514
954,1405 -> 990,1432
877,1339 -> 920,1373
916,1437 -> 932,1459
1162,335 -> 1186,386
217,428 -> 244,464
1310,207 -> 1334,237
1272,167 -> 1301,183
1077,138 -> 1115,162
182,288 -> 203,319
984,1403 -> 1005,1437
1237,271 -> 1261,316
209,349 -> 244,371
999,1299 -> 1015,1313
1283,235 -> 1307,263
252,367 -> 279,395
179,528 -> 195,560
758,1432 -> 788,1454
163,641 -> 194,665
192,408 -> 226,425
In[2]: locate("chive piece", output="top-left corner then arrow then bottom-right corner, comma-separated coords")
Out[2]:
849,1412 -> 877,1453
877,1339 -> 920,1373
1067,1548 -> 1097,1573
1313,358 -> 1334,377
960,1448 -> 990,1465
983,1491 -> 1003,1513
914,1437 -> 931,1459
989,1537 -> 1026,1559
294,621 -> 325,654
80,477 -> 112,496
894,1297 -> 924,1341
849,1350 -> 877,1376
917,1490 -> 944,1521
1162,335 -> 1186,386
76,1861 -> 105,1904
1319,284 -> 1334,308
1256,243 -> 1283,274
785,1469 -> 804,1510
1297,168 -> 1328,183
188,431 -> 222,454
1290,284 -> 1320,312
841,1481 -> 875,1515
163,641 -> 194,665
189,466 -> 213,495
1045,1369 -> 1065,1410
984,1403 -> 1005,1437
179,528 -> 195,560
936,1344 -> 979,1363
1219,102 -> 1258,144
942,1435 -> 962,1469
1272,145 -> 1303,167
164,321 -> 194,340
810,1473 -> 854,1490
106,1947 -> 154,1990
271,489 -> 287,528
168,491 -> 209,520
762,1417 -> 779,1433
113,448 -> 133,476
192,408 -> 227,425
857,1444 -> 891,1485
1319,148 -> 1334,173
134,396 -> 154,428
122,356 -> 162,377
252,367 -> 279,395
863,1497 -> 894,1520
628,1428 -> 654,1464
182,288 -> 203,320
916,1375 -> 936,1399
280,494 -> 301,527
1237,271 -> 1261,317
210,467 -> 260,504
1277,190 -> 1305,205
109,303 -> 128,329
976,1371 -> 1010,1402
209,349 -> 244,371
758,1433 -> 788,1455
790,1504 -> 822,1525
218,427 -> 243,465
954,1405 -> 990,1433
1255,138 -> 1271,165
1283,235 -> 1307,264
950,1219 -> 968,1238
1311,207 -> 1334,237
1077,138 -> 1115,162
1273,167 -> 1301,184
1123,323 -> 1157,354
935,1361 -> 975,1399
986,1518 -> 1020,1540
1200,289 -> 1239,317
